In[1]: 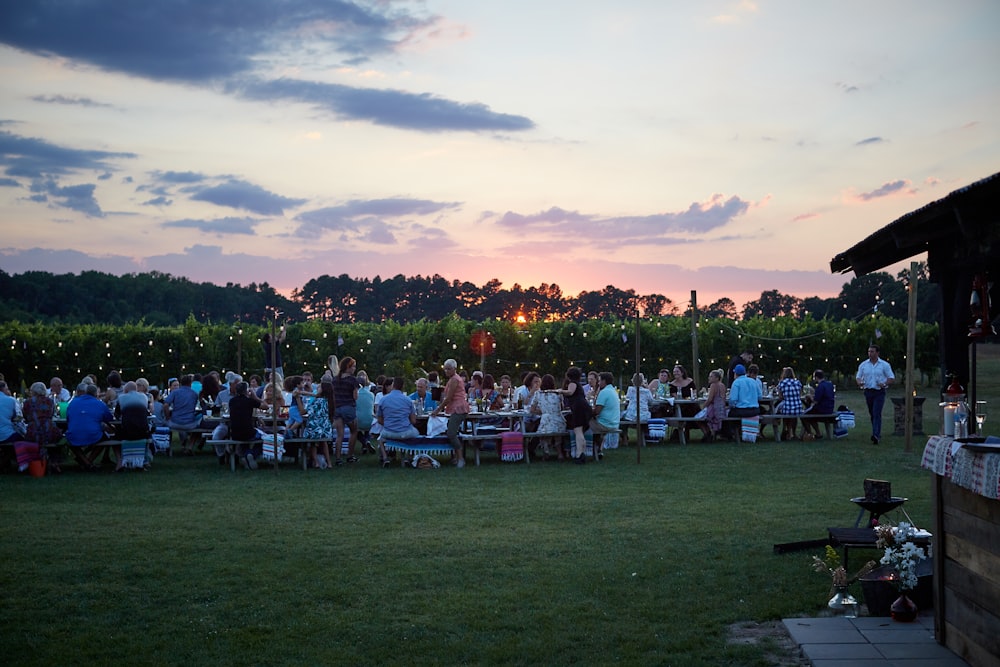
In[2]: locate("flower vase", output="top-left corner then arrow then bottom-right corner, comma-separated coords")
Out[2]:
890,592 -> 918,622
828,586 -> 858,618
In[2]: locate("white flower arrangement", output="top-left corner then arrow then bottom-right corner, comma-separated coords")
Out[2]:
875,522 -> 930,591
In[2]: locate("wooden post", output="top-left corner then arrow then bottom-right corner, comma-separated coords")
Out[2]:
635,308 -> 641,464
270,314 -> 280,475
904,261 -> 918,453
236,325 -> 243,376
690,290 -> 700,386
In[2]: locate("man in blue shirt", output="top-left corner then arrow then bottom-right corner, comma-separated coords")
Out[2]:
377,377 -> 419,467
727,364 -> 761,418
407,378 -> 438,414
164,374 -> 203,455
65,383 -> 113,470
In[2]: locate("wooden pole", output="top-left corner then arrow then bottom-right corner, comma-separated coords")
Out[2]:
904,261 -> 918,453
690,290 -> 700,387
271,314 -> 280,475
635,307 -> 641,464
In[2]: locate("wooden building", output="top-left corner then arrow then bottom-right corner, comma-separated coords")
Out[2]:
831,171 -> 1000,667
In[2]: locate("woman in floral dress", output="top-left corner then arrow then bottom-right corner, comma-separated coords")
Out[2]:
531,374 -> 567,460
300,380 -> 335,469
700,369 -> 727,442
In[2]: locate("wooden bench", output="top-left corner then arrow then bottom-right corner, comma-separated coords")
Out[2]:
799,414 -> 840,439
382,436 -> 455,467
523,428 -> 620,461
206,439 -> 263,472
282,437 -> 334,470
719,415 -> 783,441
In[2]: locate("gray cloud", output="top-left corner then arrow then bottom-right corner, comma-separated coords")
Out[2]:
294,198 -> 461,239
234,78 -> 535,132
0,129 -> 135,179
0,177 -> 20,187
141,196 -> 172,207
856,136 -> 885,146
0,1 -> 532,134
28,179 -> 104,217
856,180 -> 912,201
189,179 -> 307,215
162,216 -> 260,235
153,170 -> 208,184
0,1 -> 421,82
31,94 -> 112,108
495,195 -> 752,240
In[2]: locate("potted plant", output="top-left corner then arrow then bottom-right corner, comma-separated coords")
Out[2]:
811,545 -> 876,618
871,521 -> 931,622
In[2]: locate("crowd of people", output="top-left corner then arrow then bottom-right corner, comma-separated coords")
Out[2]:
0,345 -> 881,474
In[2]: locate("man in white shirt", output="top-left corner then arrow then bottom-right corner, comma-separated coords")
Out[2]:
855,344 -> 895,444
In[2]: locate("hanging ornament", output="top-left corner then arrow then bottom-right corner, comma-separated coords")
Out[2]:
969,273 -> 996,339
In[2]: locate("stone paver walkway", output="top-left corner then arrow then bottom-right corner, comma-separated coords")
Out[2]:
782,612 -> 970,666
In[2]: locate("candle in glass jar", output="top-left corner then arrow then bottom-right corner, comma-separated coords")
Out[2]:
943,405 -> 956,436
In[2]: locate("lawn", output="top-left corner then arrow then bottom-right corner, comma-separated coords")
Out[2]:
3,359 -> 995,666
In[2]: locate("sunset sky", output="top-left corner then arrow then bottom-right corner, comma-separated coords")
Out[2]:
1,1 -> 998,310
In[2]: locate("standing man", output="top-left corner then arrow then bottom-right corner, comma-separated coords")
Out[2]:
856,344 -> 894,444
430,359 -> 469,468
727,351 -> 754,387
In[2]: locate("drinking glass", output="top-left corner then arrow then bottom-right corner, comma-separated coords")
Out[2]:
976,400 -> 987,435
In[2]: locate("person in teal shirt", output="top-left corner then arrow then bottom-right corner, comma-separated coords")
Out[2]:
590,372 -> 621,459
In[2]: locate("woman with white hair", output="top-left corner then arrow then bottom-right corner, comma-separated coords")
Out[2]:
22,381 -> 65,473
622,373 -> 653,423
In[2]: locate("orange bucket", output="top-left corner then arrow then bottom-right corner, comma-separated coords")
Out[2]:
28,460 -> 47,478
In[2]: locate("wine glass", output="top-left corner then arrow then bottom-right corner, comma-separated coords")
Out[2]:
976,400 -> 987,435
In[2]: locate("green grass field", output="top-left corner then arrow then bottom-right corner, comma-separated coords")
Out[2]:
3,352 -> 996,666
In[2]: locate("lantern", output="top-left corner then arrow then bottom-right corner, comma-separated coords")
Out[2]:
939,374 -> 968,438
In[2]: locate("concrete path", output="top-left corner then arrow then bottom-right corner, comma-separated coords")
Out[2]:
782,612 -> 970,666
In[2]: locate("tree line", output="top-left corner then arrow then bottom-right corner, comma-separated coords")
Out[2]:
0,264 -> 940,326
2,309 -> 941,401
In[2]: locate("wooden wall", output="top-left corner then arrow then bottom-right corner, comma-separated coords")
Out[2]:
932,475 -> 1000,667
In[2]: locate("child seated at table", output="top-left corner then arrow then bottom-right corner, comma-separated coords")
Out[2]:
283,375 -> 305,437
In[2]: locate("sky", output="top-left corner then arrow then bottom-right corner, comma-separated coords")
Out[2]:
1,1 -> 998,311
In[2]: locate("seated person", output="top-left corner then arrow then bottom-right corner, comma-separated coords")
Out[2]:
668,365 -> 697,398
0,381 -> 25,471
355,370 -> 376,450
622,373 -> 653,422
515,372 -> 541,433
65,382 -> 114,471
530,374 -> 566,460
163,374 -> 203,455
589,372 -> 620,458
377,377 -> 420,467
116,381 -> 152,470
727,365 -> 761,418
149,389 -> 167,427
23,381 -> 65,473
774,367 -> 804,440
649,368 -> 672,399
283,375 -> 305,437
803,369 -> 836,438
229,381 -> 263,469
407,378 -> 438,414
700,369 -> 727,442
